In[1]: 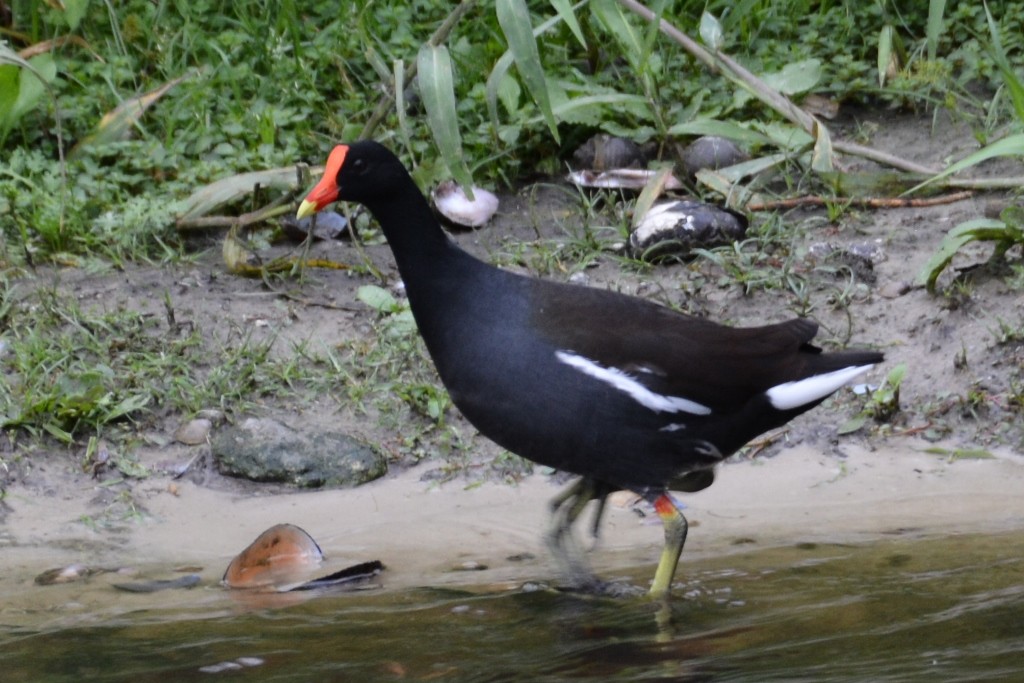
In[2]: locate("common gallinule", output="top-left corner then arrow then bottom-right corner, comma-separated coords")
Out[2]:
296,141 -> 883,599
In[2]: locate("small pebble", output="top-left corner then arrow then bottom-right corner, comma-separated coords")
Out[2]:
196,409 -> 226,425
199,662 -> 242,674
505,553 -> 536,562
175,418 -> 212,445
568,271 -> 589,286
878,280 -> 912,299
452,561 -> 487,572
35,564 -> 92,585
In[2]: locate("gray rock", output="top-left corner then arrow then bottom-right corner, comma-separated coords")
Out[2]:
211,417 -> 386,488
681,136 -> 748,179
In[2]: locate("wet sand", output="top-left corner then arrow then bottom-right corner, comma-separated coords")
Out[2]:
4,440 -> 1023,606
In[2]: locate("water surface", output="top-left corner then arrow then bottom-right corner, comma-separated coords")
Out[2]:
3,531 -> 1022,682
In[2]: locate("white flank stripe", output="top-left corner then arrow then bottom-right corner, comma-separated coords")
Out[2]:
555,350 -> 712,416
766,365 -> 875,410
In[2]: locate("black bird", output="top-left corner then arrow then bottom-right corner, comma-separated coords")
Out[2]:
296,141 -> 883,599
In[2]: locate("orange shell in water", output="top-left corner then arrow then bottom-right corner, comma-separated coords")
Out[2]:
222,523 -> 323,590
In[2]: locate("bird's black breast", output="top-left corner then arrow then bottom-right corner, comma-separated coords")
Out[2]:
409,263 -> 718,490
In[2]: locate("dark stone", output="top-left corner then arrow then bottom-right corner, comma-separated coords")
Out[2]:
211,417 -> 386,488
681,136 -> 748,179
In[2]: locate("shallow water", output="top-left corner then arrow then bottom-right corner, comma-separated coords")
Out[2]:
3,531 -> 1023,682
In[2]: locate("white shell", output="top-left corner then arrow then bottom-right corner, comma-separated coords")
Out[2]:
432,181 -> 499,227
568,169 -> 683,191
632,202 -> 698,245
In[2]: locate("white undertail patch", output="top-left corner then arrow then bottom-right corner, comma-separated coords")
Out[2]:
766,365 -> 875,410
555,350 -> 713,416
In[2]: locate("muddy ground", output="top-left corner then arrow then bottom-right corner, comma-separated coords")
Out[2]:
1,109 -> 1023,613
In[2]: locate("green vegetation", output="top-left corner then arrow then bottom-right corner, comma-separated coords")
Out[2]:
2,1 -> 1024,472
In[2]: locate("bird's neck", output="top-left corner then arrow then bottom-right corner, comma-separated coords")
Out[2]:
362,179 -> 467,288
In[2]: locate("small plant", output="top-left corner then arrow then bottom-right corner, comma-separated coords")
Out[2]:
865,363 -> 906,423
839,363 -> 905,434
917,207 -> 1024,294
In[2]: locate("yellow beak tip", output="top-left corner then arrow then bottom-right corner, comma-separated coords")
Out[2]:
296,199 -> 317,220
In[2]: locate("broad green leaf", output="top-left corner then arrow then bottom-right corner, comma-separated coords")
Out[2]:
383,309 -> 418,337
734,59 -> 821,109
877,25 -> 894,86
114,454 -> 151,478
416,44 -> 474,193
63,0 -> 91,30
764,59 -> 822,95
43,422 -> 74,444
907,133 -> 1024,194
551,0 -> 586,49
837,415 -> 867,435
485,51 -> 515,129
884,364 -> 906,387
699,12 -> 723,50
9,53 -> 57,122
393,59 -> 415,160
496,0 -> 560,143
105,393 -> 151,423
496,71 -> 521,115
811,119 -> 834,173
926,0 -> 946,61
0,64 -> 18,125
667,119 -> 773,147
357,285 -> 399,313
756,121 -> 814,151
707,152 -> 788,183
1,49 -> 57,145
694,169 -> 769,209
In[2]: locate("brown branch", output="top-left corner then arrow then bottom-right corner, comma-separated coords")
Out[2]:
747,190 -> 974,212
176,189 -> 300,231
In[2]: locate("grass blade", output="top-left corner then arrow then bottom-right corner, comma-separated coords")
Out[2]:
984,1 -> 1024,124
877,25 -> 894,87
926,0 -> 946,61
550,0 -> 586,49
591,0 -> 644,70
907,133 -> 1024,194
416,44 -> 474,193
496,0 -> 560,143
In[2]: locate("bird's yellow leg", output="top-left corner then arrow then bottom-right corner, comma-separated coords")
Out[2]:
649,494 -> 688,600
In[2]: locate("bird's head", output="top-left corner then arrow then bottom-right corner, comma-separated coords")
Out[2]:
296,140 -> 403,219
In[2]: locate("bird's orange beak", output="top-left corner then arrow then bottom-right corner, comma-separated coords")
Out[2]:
296,145 -> 349,219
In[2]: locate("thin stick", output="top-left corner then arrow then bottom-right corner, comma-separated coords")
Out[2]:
747,190 -> 974,212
